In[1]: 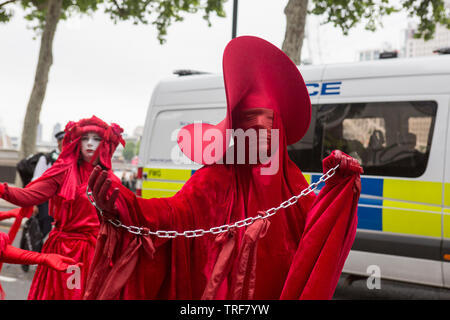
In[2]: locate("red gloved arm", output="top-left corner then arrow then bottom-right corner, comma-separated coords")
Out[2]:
1,245 -> 79,272
0,173 -> 63,207
88,166 -> 120,221
0,208 -> 20,221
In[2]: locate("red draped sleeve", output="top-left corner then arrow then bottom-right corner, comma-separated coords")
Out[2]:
280,162 -> 361,299
1,173 -> 64,207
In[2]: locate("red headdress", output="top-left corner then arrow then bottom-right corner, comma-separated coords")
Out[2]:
62,115 -> 125,169
27,115 -> 125,200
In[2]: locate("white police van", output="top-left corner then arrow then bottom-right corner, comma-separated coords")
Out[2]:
137,54 -> 450,289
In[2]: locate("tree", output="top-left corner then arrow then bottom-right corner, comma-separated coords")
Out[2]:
282,0 -> 450,64
282,0 -> 309,65
0,0 -> 226,163
122,141 -> 136,161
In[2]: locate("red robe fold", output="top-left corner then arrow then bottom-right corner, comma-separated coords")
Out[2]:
84,113 -> 361,300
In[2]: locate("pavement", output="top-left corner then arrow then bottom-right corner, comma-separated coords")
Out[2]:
0,198 -> 19,211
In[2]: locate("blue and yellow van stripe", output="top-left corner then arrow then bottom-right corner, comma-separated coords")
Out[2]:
142,168 -> 447,239
304,174 -> 445,238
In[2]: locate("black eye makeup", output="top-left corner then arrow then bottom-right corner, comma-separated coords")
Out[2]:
81,134 -> 102,141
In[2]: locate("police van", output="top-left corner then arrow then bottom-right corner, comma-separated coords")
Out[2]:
136,54 -> 450,289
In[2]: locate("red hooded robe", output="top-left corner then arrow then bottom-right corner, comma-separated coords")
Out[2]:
84,37 -> 362,300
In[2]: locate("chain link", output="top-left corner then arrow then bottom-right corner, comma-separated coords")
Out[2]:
86,164 -> 339,238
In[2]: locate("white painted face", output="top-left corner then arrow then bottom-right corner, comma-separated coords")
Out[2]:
80,132 -> 102,163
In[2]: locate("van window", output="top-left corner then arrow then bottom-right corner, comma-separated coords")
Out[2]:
287,101 -> 437,177
148,108 -> 225,165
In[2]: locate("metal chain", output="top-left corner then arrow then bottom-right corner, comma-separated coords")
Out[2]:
86,165 -> 339,238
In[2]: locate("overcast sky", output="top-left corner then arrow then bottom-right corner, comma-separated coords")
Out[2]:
0,0 -> 410,141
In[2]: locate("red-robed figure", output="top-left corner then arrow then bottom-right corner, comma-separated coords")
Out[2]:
84,36 -> 363,300
0,116 -> 125,299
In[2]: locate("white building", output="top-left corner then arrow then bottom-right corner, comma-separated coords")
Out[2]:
405,22 -> 450,58
357,42 -> 396,61
0,127 -> 13,149
358,49 -> 381,61
52,122 -> 62,142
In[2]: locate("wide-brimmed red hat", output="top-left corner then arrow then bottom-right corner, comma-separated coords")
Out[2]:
177,36 -> 311,165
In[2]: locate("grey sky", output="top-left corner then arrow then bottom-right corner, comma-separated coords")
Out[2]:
0,0 -> 409,141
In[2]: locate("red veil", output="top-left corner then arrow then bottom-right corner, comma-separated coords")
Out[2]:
84,37 -> 362,300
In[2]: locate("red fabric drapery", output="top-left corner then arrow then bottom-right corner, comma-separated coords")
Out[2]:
84,114 -> 361,300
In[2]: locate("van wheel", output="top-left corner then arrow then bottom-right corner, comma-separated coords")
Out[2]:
343,274 -> 366,286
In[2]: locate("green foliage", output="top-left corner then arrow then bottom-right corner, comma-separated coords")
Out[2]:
135,138 -> 140,154
0,0 -> 15,22
310,0 -> 450,40
122,140 -> 136,161
0,9 -> 12,23
104,0 -> 226,43
0,0 -> 227,42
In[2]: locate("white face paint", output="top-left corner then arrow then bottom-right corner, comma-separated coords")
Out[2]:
81,132 -> 102,163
